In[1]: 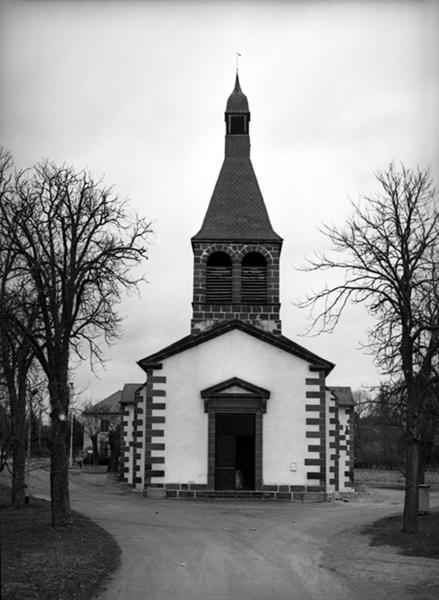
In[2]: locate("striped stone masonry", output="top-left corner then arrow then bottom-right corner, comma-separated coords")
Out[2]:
304,370 -> 327,491
144,371 -> 167,489
340,408 -> 354,489
327,393 -> 340,491
120,404 -> 135,484
191,241 -> 282,335
132,386 -> 146,489
347,409 -> 354,486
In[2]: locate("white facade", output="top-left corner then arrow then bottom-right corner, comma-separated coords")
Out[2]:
120,324 -> 354,499
164,330 -> 309,485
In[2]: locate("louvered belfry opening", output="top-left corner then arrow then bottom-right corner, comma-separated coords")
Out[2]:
241,252 -> 267,303
228,115 -> 248,135
206,252 -> 233,303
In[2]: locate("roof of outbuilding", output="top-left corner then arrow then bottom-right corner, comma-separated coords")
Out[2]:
121,383 -> 145,405
83,383 -> 144,413
327,386 -> 355,407
83,389 -> 122,415
138,320 -> 334,374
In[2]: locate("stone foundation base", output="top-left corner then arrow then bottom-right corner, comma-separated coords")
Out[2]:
144,487 -> 167,498
293,491 -> 326,503
327,490 -> 355,502
143,483 -> 329,502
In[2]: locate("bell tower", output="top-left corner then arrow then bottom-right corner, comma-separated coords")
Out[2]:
191,74 -> 283,335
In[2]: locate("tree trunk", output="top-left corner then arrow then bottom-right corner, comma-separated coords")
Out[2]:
48,372 -> 72,527
11,433 -> 26,508
417,445 -> 426,485
402,439 -> 420,533
50,414 -> 72,526
91,435 -> 99,465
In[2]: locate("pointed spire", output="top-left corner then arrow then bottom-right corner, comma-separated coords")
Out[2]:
234,72 -> 242,92
192,74 -> 282,243
226,73 -> 249,113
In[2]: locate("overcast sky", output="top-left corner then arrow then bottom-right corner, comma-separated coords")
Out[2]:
1,0 -> 438,405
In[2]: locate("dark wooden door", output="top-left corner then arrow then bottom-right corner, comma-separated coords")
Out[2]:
215,433 -> 236,490
215,413 -> 255,490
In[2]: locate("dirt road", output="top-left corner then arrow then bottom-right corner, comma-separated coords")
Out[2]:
27,468 -> 439,600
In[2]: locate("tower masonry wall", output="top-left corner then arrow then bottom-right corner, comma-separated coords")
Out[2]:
191,241 -> 282,335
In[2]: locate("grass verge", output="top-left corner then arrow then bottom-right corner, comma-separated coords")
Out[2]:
362,511 -> 439,559
0,483 -> 121,600
355,468 -> 439,490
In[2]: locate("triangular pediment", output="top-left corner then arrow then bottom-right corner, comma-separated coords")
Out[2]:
201,377 -> 270,413
201,377 -> 270,399
220,384 -> 252,395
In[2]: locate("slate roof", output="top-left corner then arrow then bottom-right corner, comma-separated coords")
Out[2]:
193,75 -> 282,243
121,383 -> 145,405
226,73 -> 249,113
193,157 -> 282,241
327,386 -> 355,407
138,320 -> 334,374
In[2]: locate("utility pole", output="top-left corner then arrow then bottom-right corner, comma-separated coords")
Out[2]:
69,410 -> 74,468
27,390 -> 32,459
26,389 -> 38,504
38,402 -> 42,454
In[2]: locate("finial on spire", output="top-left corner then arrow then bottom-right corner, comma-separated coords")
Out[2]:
236,51 -> 241,74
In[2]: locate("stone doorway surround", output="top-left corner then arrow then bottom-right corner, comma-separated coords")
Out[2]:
201,377 -> 270,491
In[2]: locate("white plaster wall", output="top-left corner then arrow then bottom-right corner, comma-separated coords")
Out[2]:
161,329 -> 312,485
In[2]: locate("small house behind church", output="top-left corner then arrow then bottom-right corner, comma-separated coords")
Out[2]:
83,383 -> 142,460
120,75 -> 354,500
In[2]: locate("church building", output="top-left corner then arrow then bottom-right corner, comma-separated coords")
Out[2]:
120,75 -> 354,500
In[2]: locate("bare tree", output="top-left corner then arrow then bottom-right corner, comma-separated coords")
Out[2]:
0,395 -> 11,474
299,164 -> 439,532
352,388 -> 372,466
0,149 -> 38,508
0,153 -> 152,526
0,318 -> 36,508
370,384 -> 406,469
81,408 -> 101,465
